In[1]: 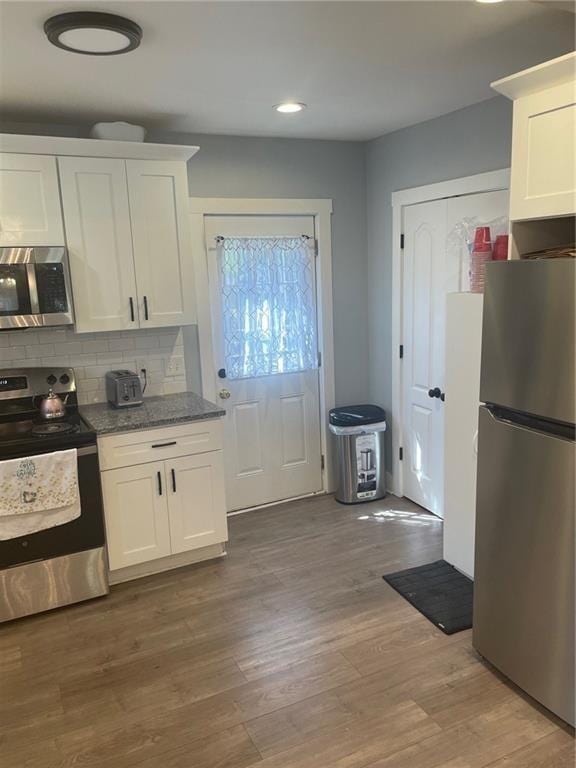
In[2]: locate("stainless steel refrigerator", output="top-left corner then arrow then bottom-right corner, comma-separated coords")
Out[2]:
473,258 -> 575,726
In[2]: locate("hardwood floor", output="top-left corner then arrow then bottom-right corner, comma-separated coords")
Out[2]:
1,493 -> 573,767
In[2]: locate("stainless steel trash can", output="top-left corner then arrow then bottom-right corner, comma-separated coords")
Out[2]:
329,405 -> 387,504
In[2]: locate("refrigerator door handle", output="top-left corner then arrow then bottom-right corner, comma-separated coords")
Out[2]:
485,404 -> 575,442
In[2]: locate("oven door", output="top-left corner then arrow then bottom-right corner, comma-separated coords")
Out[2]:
0,444 -> 106,569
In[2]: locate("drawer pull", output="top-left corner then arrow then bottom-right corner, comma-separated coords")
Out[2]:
171,468 -> 177,493
151,441 -> 177,448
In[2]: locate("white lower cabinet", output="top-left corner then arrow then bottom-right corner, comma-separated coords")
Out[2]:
99,420 -> 228,577
167,452 -> 227,554
101,460 -> 171,570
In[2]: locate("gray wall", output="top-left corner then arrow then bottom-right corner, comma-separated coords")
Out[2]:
2,99 -> 513,435
0,121 -> 368,405
365,96 -> 513,468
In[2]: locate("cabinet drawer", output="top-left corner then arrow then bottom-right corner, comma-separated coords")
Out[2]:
98,419 -> 223,471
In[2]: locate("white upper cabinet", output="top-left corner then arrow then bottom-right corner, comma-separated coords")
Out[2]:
59,156 -> 196,332
126,160 -> 196,327
0,153 -> 65,246
492,53 -> 576,221
58,157 -> 139,333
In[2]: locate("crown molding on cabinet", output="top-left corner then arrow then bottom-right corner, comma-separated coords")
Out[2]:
491,51 -> 576,100
0,133 -> 199,161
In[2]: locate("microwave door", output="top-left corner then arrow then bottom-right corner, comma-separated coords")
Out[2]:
0,263 -> 41,329
0,247 -> 73,329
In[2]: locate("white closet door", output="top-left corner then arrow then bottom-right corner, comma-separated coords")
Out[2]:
59,157 -> 139,332
402,188 -> 509,518
126,160 -> 196,328
402,199 -> 449,516
0,153 -> 64,247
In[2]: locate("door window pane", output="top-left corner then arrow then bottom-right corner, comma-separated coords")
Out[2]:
219,236 -> 317,379
0,265 -> 31,315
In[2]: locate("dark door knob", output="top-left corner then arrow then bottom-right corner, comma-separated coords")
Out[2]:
217,368 -> 227,379
428,387 -> 441,399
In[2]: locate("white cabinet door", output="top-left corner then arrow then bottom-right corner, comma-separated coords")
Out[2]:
58,157 -> 139,332
101,461 -> 172,570
127,160 -> 196,328
510,81 -> 576,220
167,452 -> 228,554
0,153 -> 64,246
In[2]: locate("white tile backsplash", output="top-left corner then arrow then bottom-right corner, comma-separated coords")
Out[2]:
0,327 -> 188,405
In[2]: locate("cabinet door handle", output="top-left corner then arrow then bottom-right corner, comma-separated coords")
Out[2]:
151,441 -> 177,449
129,296 -> 135,322
157,471 -> 163,496
143,295 -> 149,321
171,468 -> 176,493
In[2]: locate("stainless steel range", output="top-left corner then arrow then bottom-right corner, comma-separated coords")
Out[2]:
0,367 -> 108,622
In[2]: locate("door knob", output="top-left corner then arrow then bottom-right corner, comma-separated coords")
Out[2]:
428,387 -> 442,399
219,388 -> 231,400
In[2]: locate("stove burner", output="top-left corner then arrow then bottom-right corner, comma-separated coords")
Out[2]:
31,422 -> 79,437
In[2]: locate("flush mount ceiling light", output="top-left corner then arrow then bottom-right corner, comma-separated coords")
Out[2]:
275,102 -> 306,114
475,0 -> 504,4
44,12 -> 142,55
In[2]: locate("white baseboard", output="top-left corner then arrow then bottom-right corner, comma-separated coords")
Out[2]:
227,490 -> 327,517
108,542 -> 226,585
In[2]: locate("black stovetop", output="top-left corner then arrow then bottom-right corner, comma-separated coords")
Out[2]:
0,408 -> 96,460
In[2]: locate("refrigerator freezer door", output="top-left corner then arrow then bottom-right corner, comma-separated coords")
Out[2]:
473,405 -> 575,725
480,259 -> 575,425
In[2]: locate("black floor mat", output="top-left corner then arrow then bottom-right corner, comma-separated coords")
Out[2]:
383,559 -> 473,635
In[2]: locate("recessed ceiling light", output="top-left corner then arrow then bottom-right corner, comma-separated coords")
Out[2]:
44,12 -> 142,55
475,0 -> 504,4
275,102 -> 306,114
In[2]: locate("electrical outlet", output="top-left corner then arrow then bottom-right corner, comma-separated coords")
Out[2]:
136,359 -> 151,384
166,356 -> 184,376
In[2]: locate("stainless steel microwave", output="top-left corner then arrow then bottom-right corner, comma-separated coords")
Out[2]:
0,247 -> 74,329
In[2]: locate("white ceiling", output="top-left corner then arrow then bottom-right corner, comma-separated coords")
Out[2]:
0,1 -> 574,141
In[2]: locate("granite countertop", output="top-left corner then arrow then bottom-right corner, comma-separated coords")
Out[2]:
79,391 -> 225,436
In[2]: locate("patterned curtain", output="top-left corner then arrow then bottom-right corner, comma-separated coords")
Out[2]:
217,236 -> 318,379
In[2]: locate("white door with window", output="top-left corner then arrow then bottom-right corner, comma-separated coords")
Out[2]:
402,189 -> 508,517
204,216 -> 323,512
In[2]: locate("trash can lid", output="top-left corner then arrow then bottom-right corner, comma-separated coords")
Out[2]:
329,404 -> 386,428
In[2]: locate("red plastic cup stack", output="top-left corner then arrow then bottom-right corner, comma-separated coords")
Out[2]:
470,226 -> 492,293
492,234 -> 509,261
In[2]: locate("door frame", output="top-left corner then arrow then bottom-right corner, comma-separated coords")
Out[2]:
189,197 -> 336,496
390,169 -> 510,499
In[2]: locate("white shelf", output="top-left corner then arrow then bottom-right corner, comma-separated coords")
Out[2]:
0,134 -> 199,162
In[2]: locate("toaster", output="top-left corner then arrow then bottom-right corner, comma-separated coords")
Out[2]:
105,370 -> 143,408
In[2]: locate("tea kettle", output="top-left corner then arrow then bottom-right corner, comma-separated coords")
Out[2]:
39,388 -> 67,420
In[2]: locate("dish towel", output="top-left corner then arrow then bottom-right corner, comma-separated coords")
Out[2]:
0,449 -> 81,540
